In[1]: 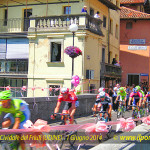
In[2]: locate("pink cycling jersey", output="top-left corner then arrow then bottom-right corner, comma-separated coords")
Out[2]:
129,92 -> 142,98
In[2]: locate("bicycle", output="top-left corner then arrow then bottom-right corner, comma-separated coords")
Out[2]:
129,105 -> 145,125
146,100 -> 150,116
95,102 -> 112,141
117,100 -> 126,118
0,134 -> 20,150
49,113 -> 77,149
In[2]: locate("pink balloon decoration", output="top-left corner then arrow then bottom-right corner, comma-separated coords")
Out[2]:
116,118 -> 136,132
142,116 -> 150,125
6,86 -> 10,90
49,87 -> 52,92
71,75 -> 80,87
22,86 -> 26,91
32,87 -> 35,91
41,88 -> 44,91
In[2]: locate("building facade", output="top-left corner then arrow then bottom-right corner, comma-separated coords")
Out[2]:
0,0 -> 120,97
120,6 -> 150,88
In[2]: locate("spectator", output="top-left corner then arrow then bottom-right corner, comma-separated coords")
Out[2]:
125,85 -> 131,108
108,86 -> 113,104
81,6 -> 87,13
112,58 -> 117,65
112,87 -> 118,111
94,11 -> 100,19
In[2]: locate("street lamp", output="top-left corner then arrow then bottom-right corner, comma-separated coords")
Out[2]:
69,23 -> 78,88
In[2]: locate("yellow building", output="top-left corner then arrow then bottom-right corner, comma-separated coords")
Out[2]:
0,0 -> 121,97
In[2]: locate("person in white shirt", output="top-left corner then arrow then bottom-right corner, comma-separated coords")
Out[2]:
94,11 -> 100,19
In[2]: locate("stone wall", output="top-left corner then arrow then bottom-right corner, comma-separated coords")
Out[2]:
20,94 -> 97,123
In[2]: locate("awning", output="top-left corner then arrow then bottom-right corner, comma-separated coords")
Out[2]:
6,38 -> 29,59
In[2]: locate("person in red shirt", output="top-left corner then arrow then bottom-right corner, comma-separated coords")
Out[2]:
51,87 -> 78,124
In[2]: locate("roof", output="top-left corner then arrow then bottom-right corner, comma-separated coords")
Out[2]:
120,0 -> 145,4
120,6 -> 150,19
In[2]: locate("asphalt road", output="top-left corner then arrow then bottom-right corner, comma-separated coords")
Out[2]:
48,109 -> 141,150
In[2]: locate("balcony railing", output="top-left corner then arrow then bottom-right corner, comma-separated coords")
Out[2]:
0,18 -> 30,33
100,62 -> 122,78
29,14 -> 103,36
0,14 -> 103,36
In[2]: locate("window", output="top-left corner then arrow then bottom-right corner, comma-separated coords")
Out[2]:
89,84 -> 95,93
4,9 -> 8,26
49,85 -> 60,96
64,6 -> 71,14
126,22 -> 132,29
24,9 -> 32,31
102,47 -> 105,63
86,70 -> 94,79
0,78 -> 27,97
103,16 -> 106,28
115,24 -> 119,39
90,8 -> 94,17
109,19 -> 113,34
50,42 -> 61,62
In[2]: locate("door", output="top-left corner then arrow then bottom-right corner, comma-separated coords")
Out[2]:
128,74 -> 139,86
24,9 -> 32,31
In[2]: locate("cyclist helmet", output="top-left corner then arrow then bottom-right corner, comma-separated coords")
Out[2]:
99,91 -> 105,98
147,91 -> 150,95
116,84 -> 120,88
132,88 -> 137,93
135,85 -> 141,91
119,87 -> 124,92
60,87 -> 69,94
0,90 -> 12,100
98,87 -> 105,93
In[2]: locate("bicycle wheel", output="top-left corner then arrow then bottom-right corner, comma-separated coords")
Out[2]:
1,139 -> 19,150
146,105 -> 150,116
121,106 -> 124,118
117,107 -> 121,118
68,119 -> 77,147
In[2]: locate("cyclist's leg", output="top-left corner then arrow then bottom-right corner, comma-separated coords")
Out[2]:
62,102 -> 70,124
2,113 -> 14,128
93,101 -> 99,117
68,102 -> 76,124
107,103 -> 112,121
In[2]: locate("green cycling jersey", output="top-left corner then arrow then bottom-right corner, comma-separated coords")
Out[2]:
0,99 -> 28,122
117,91 -> 127,101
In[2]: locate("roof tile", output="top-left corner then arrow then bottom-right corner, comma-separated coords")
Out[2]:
120,0 -> 145,4
120,6 -> 150,19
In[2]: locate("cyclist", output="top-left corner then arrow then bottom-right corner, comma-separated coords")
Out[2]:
136,85 -> 145,98
143,91 -> 150,107
0,90 -> 30,150
92,91 -> 112,121
115,87 -> 127,110
128,88 -> 142,109
98,87 -> 109,97
51,87 -> 78,124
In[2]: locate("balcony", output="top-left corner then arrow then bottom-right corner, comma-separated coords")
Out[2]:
100,62 -> 122,78
0,14 -> 103,36
0,18 -> 30,33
